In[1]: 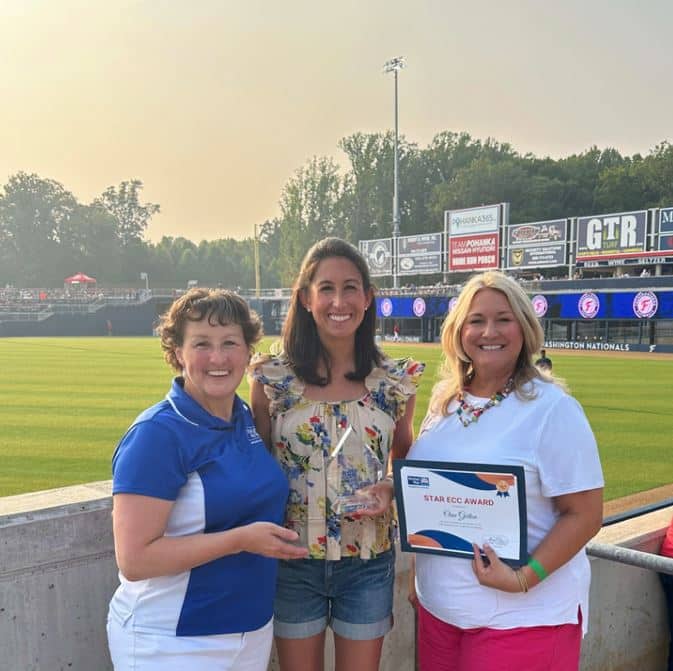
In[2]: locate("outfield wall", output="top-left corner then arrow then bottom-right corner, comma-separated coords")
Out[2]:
0,483 -> 670,671
0,302 -> 158,337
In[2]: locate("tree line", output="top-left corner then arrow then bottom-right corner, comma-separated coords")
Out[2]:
3,131 -> 673,289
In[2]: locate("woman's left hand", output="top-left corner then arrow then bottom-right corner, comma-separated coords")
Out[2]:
351,479 -> 394,518
471,543 -> 521,593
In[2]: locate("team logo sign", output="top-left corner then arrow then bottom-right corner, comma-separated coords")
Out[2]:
511,249 -> 524,266
578,293 -> 600,319
531,295 -> 548,317
370,241 -> 389,271
632,291 -> 658,319
413,297 -> 426,317
448,297 -> 459,313
380,298 -> 393,317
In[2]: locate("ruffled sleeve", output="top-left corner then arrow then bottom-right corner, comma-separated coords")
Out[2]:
249,353 -> 305,417
365,357 -> 425,422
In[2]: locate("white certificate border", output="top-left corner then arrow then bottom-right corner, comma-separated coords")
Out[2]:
393,459 -> 528,567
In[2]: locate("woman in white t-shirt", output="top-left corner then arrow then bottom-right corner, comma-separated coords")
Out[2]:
407,271 -> 604,671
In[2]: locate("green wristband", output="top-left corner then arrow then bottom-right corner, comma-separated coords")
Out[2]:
527,557 -> 548,581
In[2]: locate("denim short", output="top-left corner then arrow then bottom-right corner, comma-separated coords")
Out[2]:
273,550 -> 395,641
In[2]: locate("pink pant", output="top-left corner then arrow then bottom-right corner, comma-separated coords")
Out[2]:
417,603 -> 582,671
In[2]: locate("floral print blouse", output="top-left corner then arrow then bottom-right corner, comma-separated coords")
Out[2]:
251,354 -> 424,560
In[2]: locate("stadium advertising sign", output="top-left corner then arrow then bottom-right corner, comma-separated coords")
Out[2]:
577,251 -> 673,267
398,233 -> 443,275
508,244 -> 565,269
659,207 -> 673,251
506,219 -> 567,269
359,238 -> 393,277
576,209 -> 647,259
448,233 -> 499,271
543,340 -> 673,354
446,204 -> 500,236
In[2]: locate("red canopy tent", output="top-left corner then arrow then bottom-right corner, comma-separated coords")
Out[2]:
64,272 -> 97,286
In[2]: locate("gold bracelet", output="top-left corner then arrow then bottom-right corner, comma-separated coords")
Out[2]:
520,568 -> 530,592
515,569 -> 529,593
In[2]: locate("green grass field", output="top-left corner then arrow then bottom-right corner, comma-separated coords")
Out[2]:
1,337 -> 672,501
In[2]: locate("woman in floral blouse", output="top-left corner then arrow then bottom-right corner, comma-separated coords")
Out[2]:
251,237 -> 423,671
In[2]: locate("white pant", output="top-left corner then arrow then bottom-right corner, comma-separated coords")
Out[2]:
107,615 -> 273,671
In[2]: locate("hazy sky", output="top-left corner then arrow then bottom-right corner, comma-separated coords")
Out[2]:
2,0 -> 672,243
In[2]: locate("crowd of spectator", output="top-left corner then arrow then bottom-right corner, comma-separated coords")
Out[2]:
0,286 -> 152,315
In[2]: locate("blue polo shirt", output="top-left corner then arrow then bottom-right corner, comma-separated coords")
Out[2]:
109,379 -> 289,636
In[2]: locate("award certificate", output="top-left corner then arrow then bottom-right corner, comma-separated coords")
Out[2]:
393,460 -> 527,566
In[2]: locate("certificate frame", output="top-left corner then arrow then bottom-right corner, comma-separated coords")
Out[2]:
393,459 -> 528,567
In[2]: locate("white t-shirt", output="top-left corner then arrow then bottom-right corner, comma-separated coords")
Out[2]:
409,378 -> 604,632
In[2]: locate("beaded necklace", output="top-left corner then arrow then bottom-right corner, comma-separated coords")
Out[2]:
455,378 -> 514,427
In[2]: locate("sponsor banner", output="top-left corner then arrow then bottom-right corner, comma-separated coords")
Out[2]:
544,340 -> 673,354
446,204 -> 500,236
659,207 -> 673,251
398,254 -> 443,274
507,243 -> 566,269
398,233 -> 443,275
359,238 -> 393,277
448,233 -> 499,272
576,210 -> 647,259
507,219 -> 567,247
576,252 -> 673,267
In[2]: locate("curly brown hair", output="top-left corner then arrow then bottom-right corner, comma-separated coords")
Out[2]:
158,288 -> 262,371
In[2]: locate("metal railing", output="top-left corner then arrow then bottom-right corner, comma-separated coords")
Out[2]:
585,500 -> 673,575
587,541 -> 673,575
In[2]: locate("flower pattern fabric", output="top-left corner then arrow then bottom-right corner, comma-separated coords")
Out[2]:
251,355 -> 424,560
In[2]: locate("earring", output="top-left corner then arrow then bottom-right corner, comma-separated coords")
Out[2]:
306,307 -> 311,313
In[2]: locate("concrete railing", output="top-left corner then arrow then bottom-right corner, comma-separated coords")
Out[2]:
0,483 -> 670,671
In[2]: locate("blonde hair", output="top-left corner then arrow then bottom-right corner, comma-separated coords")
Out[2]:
430,271 -> 562,416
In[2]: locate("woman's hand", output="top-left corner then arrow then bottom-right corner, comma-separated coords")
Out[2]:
113,494 -> 308,581
238,522 -> 309,560
351,479 -> 394,518
471,543 -> 521,593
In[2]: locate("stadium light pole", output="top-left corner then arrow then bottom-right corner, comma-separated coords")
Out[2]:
253,223 -> 261,298
383,56 -> 405,289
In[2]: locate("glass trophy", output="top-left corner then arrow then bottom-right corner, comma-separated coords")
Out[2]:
327,425 -> 384,516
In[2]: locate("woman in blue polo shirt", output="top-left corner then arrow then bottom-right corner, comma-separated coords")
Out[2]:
107,289 -> 308,671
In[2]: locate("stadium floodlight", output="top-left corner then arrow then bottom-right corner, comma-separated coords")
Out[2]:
383,57 -> 406,289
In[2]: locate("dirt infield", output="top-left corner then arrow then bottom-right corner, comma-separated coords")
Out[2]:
604,483 -> 673,517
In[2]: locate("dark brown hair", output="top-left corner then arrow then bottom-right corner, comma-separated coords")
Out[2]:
158,288 -> 262,371
283,237 -> 381,385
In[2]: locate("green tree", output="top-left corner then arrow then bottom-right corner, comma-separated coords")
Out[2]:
0,172 -> 79,285
95,179 -> 160,247
339,131 -> 418,242
276,156 -> 344,284
67,203 -> 122,281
